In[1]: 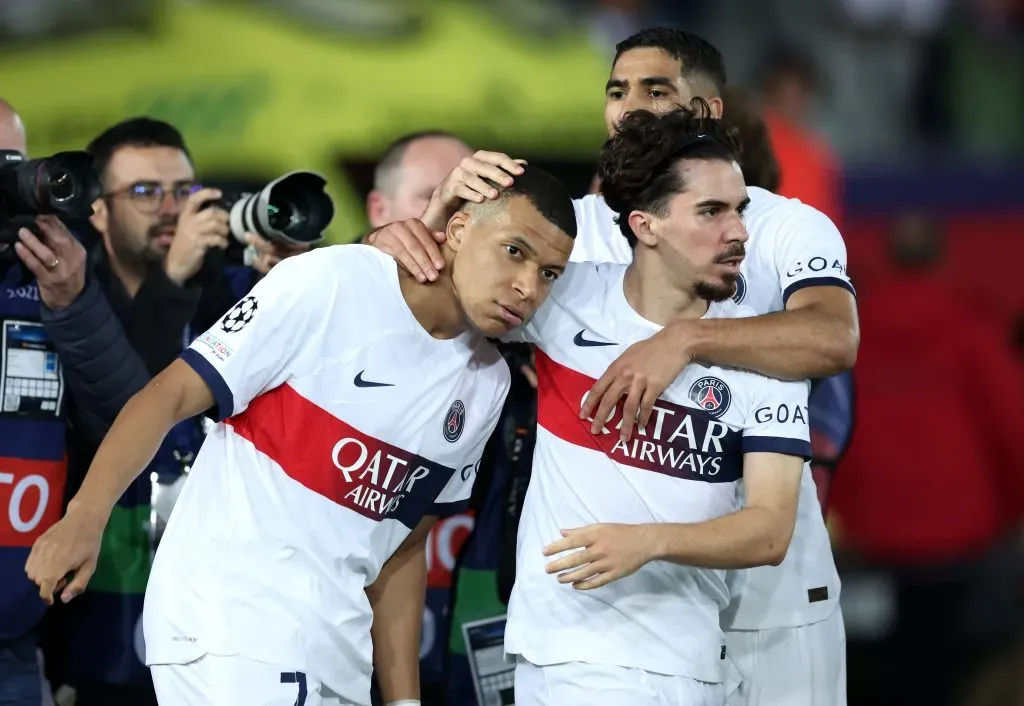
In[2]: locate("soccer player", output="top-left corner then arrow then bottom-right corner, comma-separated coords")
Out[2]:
23,166 -> 578,706
375,28 -> 857,706
507,105 -> 810,704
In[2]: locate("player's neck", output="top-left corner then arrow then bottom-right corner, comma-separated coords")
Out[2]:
624,253 -> 709,326
397,266 -> 467,340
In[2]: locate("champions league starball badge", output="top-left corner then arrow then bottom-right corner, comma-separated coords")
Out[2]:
221,296 -> 258,333
688,377 -> 732,418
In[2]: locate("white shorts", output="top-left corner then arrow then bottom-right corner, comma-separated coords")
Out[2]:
150,654 -> 354,706
724,607 -> 847,706
514,657 -> 725,706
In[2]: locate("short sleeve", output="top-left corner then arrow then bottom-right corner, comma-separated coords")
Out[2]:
775,207 -> 856,305
180,251 -> 330,420
742,376 -> 812,460
429,369 -> 511,517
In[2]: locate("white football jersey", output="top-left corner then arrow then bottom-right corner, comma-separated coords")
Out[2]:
502,263 -> 811,682
142,246 -> 510,705
570,188 -> 848,630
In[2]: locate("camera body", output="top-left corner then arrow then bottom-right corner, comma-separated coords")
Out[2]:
0,150 -> 101,244
209,171 -> 335,249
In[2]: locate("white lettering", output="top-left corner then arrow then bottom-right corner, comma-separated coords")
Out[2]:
0,473 -> 48,533
702,421 -> 729,453
666,416 -> 697,448
382,455 -> 408,490
401,465 -> 431,494
357,450 -> 383,486
332,438 -> 368,482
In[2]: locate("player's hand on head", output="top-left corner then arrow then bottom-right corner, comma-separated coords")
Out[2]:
542,523 -> 653,590
244,233 -> 310,274
369,218 -> 446,283
165,187 -> 229,285
582,324 -> 695,443
420,151 -> 527,231
13,216 -> 87,311
24,505 -> 105,605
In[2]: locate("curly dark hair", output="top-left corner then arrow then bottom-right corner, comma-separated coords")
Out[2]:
598,98 -> 743,248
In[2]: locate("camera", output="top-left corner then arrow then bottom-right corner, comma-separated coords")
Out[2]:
0,150 -> 101,244
219,171 -> 335,247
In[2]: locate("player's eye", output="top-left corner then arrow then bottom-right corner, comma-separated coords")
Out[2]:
607,90 -> 624,100
541,269 -> 559,281
504,244 -> 522,258
702,206 -> 722,218
649,90 -> 666,98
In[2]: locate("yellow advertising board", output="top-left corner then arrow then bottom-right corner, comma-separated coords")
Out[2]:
0,1 -> 608,241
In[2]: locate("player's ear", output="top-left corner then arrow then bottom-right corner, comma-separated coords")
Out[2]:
446,211 -> 469,254
707,96 -> 724,119
365,190 -> 388,229
627,210 -> 658,248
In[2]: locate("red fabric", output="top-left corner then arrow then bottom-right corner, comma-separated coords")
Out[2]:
764,110 -> 843,227
830,272 -> 1024,564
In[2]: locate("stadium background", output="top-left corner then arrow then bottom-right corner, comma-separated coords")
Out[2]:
1,0 -> 1021,704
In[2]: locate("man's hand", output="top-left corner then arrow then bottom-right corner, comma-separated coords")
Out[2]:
25,504 -> 106,605
244,233 -> 309,274
165,188 -> 229,285
420,151 -> 525,231
13,216 -> 87,311
543,523 -> 654,590
369,219 -> 447,283
581,322 -> 696,442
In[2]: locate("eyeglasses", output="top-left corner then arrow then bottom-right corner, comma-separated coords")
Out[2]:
102,181 -> 201,214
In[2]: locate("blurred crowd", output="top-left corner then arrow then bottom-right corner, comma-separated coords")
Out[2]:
0,1 -> 1022,705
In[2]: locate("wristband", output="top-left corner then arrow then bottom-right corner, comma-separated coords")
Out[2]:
386,701 -> 421,706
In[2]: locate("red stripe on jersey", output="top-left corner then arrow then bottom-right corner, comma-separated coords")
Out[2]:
535,349 -> 742,482
227,384 -> 453,523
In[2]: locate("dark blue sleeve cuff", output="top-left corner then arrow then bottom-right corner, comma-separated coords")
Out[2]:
429,497 -> 471,519
743,436 -> 812,461
782,277 -> 856,305
180,348 -> 234,421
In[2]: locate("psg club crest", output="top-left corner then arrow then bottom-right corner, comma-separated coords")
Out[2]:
443,400 -> 466,443
688,377 -> 731,419
731,273 -> 747,304
221,296 -> 258,333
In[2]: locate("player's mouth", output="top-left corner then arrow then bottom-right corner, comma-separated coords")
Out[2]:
496,303 -> 524,327
716,256 -> 743,272
152,227 -> 176,247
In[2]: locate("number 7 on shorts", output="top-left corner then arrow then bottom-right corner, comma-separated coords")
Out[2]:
280,671 -> 307,706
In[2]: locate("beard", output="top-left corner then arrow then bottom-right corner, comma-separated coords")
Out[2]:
695,242 -> 746,302
695,273 -> 739,302
109,216 -> 176,271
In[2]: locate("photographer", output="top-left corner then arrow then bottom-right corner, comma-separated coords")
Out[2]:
0,98 -> 145,706
37,117 -> 309,706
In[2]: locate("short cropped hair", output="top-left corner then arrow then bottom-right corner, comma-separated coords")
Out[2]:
373,130 -> 467,194
469,164 -> 577,239
86,117 -> 191,184
614,28 -> 727,97
599,99 -> 742,248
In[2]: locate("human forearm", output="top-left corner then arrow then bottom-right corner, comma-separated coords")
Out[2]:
367,536 -> 428,702
681,307 -> 857,380
647,506 -> 794,569
69,361 -> 210,519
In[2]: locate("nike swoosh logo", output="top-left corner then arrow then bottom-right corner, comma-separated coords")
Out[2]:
573,330 -> 617,347
353,371 -> 394,388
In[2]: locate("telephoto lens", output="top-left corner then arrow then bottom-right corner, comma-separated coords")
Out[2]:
0,150 -> 101,244
224,171 -> 335,247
